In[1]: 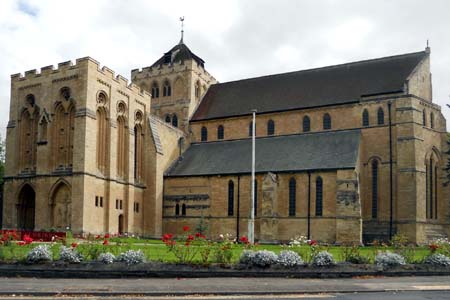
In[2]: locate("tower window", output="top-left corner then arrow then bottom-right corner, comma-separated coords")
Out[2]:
303,116 -> 310,132
267,120 -> 275,135
152,82 -> 160,98
163,80 -> 171,97
377,107 -> 384,125
362,109 -> 369,127
323,113 -> 331,130
201,126 -> 208,141
217,125 -> 224,140
430,112 -> 434,129
172,114 -> 178,127
165,115 -> 171,123
423,110 -> 427,126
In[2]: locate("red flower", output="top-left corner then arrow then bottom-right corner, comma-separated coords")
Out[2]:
308,240 -> 318,246
239,236 -> 249,244
187,234 -> 194,241
95,235 -> 101,240
183,226 -> 190,232
185,241 -> 191,246
104,233 -> 110,239
17,241 -> 26,246
429,244 -> 439,252
195,232 -> 206,239
162,233 -> 173,242
103,239 -> 109,245
71,242 -> 78,248
23,235 -> 33,245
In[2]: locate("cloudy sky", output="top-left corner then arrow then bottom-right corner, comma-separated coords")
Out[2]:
0,0 -> 449,136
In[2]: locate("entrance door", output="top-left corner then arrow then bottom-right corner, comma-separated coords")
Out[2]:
118,214 -> 124,235
17,184 -> 35,230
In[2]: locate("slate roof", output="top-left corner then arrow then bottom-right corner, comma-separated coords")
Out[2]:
151,42 -> 205,68
191,51 -> 427,121
165,129 -> 361,177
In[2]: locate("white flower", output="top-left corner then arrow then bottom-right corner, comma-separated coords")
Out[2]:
98,252 -> 116,264
277,250 -> 304,267
424,253 -> 450,266
375,251 -> 405,268
60,246 -> 84,263
26,245 -> 52,264
312,251 -> 335,267
116,250 -> 145,265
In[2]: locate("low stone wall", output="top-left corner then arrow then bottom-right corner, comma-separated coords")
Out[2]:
0,262 -> 449,278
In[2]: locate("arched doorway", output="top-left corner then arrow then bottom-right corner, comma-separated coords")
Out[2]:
50,182 -> 71,230
118,214 -> 124,235
17,184 -> 35,230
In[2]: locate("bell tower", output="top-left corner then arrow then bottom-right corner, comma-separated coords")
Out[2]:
131,20 -> 216,133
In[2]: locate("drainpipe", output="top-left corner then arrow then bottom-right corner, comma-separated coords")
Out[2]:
388,102 -> 394,240
307,171 -> 311,240
236,175 -> 240,241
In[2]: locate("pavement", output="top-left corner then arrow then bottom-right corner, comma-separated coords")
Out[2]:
0,276 -> 449,299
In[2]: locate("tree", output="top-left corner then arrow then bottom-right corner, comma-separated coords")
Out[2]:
445,133 -> 450,186
0,134 -> 4,185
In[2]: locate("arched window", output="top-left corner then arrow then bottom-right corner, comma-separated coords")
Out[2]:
430,112 -> 434,129
165,115 -> 171,123
362,109 -> 369,127
228,180 -> 234,216
253,179 -> 258,216
423,110 -> 427,126
315,176 -> 323,216
96,107 -> 109,174
217,125 -> 224,140
426,157 -> 438,219
289,178 -> 296,216
175,203 -> 180,216
151,82 -> 159,98
267,120 -> 275,135
172,114 -> 178,127
19,109 -> 38,171
134,124 -> 143,182
117,116 -> 128,178
377,107 -> 384,125
201,126 -> 208,141
371,160 -> 379,219
182,203 -> 186,216
303,116 -> 310,132
163,80 -> 171,97
248,121 -> 254,137
323,113 -> 331,130
195,81 -> 201,99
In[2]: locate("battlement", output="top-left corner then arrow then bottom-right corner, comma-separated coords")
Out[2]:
10,56 -> 151,99
131,59 -> 215,80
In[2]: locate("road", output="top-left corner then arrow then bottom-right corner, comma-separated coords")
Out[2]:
0,276 -> 449,299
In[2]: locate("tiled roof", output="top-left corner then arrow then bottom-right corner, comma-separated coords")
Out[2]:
191,51 -> 427,121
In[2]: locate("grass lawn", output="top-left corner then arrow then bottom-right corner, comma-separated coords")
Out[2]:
0,238 -> 433,264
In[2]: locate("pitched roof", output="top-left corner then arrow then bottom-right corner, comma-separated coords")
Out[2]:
151,42 -> 205,68
191,51 -> 427,121
165,129 -> 361,177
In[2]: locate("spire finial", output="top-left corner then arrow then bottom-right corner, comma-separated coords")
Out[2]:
179,16 -> 185,44
425,39 -> 431,53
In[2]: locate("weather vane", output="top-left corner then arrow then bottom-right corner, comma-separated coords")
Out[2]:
179,16 -> 185,43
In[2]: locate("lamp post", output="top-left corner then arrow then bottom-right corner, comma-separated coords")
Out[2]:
248,109 -> 257,244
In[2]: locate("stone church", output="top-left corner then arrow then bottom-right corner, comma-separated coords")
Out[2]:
2,36 -> 449,244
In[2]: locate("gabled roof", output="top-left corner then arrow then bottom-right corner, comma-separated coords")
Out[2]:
165,129 -> 361,177
151,42 -> 205,68
191,51 -> 428,121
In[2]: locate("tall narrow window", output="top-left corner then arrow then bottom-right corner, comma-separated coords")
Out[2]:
248,121 -> 253,137
426,160 -> 429,219
96,107 -> 108,174
201,126 -> 208,141
175,204 -> 180,216
267,119 -> 275,135
434,165 -> 438,219
163,80 -> 171,97
182,204 -> 186,216
228,180 -> 234,216
315,176 -> 323,216
423,110 -> 427,126
371,160 -> 379,219
152,82 -> 160,98
253,179 -> 258,216
195,81 -> 201,99
377,107 -> 384,125
117,116 -> 128,178
134,124 -> 143,182
430,112 -> 434,129
289,178 -> 296,216
323,113 -> 331,130
362,109 -> 369,127
429,158 -> 434,219
165,115 -> 171,123
172,114 -> 178,127
217,125 -> 224,140
303,116 -> 310,132
19,108 -> 38,171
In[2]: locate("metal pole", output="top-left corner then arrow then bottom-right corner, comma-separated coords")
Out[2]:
249,109 -> 257,244
388,102 -> 394,240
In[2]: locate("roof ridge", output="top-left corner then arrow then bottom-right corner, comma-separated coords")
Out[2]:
213,50 -> 427,87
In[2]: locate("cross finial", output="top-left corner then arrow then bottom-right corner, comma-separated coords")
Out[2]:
179,16 -> 185,44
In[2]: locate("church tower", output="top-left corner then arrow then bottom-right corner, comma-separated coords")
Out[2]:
131,32 -> 216,134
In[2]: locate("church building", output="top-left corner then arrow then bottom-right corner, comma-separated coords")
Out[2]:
2,35 -> 448,244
